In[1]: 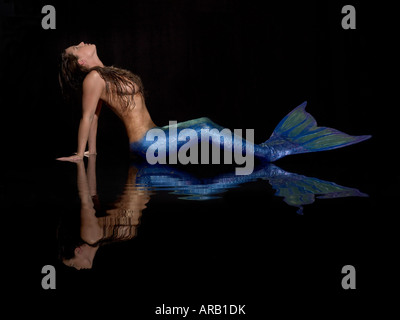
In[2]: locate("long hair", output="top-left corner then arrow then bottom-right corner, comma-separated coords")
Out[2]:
57,207 -> 140,263
58,51 -> 144,109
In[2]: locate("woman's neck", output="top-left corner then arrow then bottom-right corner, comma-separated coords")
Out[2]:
87,55 -> 104,68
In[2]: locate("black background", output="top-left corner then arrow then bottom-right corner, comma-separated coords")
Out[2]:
1,0 -> 384,157
1,0 -> 396,316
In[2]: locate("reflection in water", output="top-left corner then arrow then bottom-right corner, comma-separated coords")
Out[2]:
58,156 -> 151,270
133,162 -> 368,214
58,156 -> 367,269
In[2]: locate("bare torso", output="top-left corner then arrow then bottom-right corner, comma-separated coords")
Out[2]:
97,74 -> 157,143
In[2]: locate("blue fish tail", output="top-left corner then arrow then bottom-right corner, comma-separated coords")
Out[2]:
261,101 -> 371,161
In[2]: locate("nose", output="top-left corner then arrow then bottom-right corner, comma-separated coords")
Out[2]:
79,41 -> 84,46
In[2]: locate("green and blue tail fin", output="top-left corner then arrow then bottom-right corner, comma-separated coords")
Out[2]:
262,101 -> 371,161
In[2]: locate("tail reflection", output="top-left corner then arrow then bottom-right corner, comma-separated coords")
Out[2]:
133,162 -> 368,214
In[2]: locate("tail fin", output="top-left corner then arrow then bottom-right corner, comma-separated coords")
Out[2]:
262,102 -> 371,161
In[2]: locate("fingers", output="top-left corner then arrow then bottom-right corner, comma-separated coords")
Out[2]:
56,152 -> 97,162
56,155 -> 83,162
84,151 -> 97,157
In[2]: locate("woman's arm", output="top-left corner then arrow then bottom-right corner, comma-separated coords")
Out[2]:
76,159 -> 102,245
57,71 -> 105,161
76,72 -> 104,157
87,100 -> 102,156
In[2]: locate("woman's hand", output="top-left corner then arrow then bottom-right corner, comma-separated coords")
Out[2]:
84,151 -> 97,157
56,151 -> 97,162
56,154 -> 84,162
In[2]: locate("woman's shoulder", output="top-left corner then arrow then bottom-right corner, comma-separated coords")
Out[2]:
84,69 -> 103,82
83,69 -> 105,89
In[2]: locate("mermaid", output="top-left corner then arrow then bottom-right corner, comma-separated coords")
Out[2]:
57,42 -> 370,164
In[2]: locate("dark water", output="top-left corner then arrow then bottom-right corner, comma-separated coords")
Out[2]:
3,141 -> 394,314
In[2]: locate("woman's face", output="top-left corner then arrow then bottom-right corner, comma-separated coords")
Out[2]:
62,244 -> 94,270
65,42 -> 97,66
63,256 -> 92,270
